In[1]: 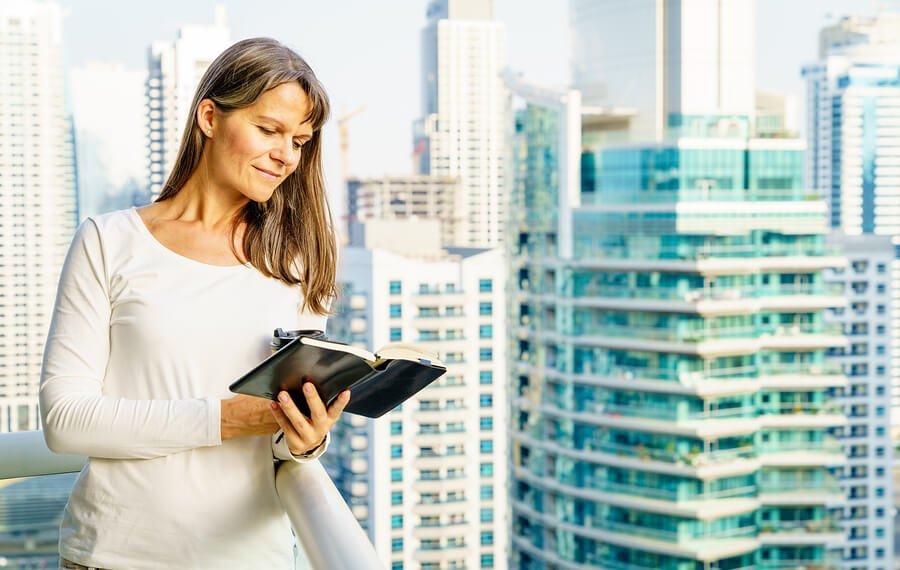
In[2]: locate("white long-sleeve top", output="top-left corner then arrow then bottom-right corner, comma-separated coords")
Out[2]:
39,206 -> 330,569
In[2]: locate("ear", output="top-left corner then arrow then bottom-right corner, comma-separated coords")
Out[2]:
196,98 -> 216,137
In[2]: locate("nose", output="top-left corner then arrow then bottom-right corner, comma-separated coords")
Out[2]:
269,136 -> 298,168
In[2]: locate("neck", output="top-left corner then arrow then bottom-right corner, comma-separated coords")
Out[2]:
165,154 -> 249,233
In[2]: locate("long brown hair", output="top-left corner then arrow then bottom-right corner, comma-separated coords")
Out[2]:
157,37 -> 336,315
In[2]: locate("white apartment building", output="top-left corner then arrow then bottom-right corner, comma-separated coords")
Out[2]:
803,11 -> 900,434
0,0 -> 76,433
825,234 -> 895,568
415,0 -> 506,248
70,62 -> 147,218
347,175 -> 461,247
146,5 -> 230,200
323,219 -> 507,570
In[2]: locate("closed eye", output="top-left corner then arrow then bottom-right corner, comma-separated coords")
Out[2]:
259,125 -> 305,150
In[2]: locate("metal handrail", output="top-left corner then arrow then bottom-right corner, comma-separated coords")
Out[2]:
0,431 -> 383,569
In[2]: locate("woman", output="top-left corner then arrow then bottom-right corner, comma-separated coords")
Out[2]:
38,38 -> 349,569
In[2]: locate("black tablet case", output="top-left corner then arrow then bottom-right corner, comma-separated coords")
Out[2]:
228,331 -> 447,418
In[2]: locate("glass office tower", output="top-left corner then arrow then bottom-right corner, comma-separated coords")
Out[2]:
506,81 -> 848,569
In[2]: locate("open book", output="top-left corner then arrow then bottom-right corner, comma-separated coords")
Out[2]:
229,328 -> 447,418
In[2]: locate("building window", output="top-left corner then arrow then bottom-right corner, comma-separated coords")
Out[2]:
480,417 -> 493,431
390,327 -> 402,341
389,280 -> 402,295
391,491 -> 403,505
479,324 -> 493,339
479,348 -> 493,362
480,508 -> 494,523
480,394 -> 493,408
391,468 -> 403,482
479,279 -> 493,293
481,554 -> 495,568
390,304 -> 402,318
391,444 -> 403,458
480,462 -> 493,477
391,421 -> 403,435
479,370 -> 493,385
391,538 -> 403,552
479,302 -> 492,316
481,531 -> 494,545
391,514 -> 403,529
480,484 -> 494,500
391,562 -> 403,570
480,439 -> 493,454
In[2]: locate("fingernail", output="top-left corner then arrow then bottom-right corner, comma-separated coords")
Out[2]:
304,383 -> 314,394
279,392 -> 289,402
270,402 -> 278,410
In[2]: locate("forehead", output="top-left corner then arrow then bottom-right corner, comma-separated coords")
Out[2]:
247,82 -> 314,135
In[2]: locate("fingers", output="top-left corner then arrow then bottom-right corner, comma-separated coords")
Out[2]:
271,385 -> 350,455
274,391 -> 317,442
328,390 -> 351,421
303,382 -> 329,425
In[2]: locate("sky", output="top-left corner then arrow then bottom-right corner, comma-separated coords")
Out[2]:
55,0 -> 879,212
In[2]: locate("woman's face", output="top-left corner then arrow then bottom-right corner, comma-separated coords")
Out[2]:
206,82 -> 314,203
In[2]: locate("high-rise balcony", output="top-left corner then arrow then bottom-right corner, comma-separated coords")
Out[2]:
511,496 -> 760,560
758,518 -> 844,545
538,327 -> 844,358
572,239 -> 838,262
515,359 -> 846,403
0,431 -> 382,568
570,282 -> 845,305
757,438 -> 845,467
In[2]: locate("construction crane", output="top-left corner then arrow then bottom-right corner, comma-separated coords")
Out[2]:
337,106 -> 366,245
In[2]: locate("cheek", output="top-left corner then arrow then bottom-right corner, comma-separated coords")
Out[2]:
211,132 -> 269,185
223,129 -> 267,163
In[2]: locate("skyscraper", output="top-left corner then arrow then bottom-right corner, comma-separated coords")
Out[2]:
570,0 -> 755,142
804,11 -> 900,433
507,1 -> 849,567
324,219 -> 508,569
824,234 -> 895,566
414,0 -> 506,248
0,0 -> 77,433
70,62 -> 147,218
145,5 -> 230,200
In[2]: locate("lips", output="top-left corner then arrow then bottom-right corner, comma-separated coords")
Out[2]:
253,166 -> 280,179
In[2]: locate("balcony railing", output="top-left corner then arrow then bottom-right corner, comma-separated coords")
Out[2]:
571,282 -> 844,301
0,431 -> 382,569
570,322 -> 843,343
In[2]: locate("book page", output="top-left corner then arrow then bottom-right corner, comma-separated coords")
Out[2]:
373,343 -> 443,367
301,337 -> 376,362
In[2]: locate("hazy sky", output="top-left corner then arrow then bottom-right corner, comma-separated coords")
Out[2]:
55,0 -> 878,211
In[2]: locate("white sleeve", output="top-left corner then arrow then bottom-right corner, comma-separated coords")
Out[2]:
271,430 -> 330,463
38,218 -> 222,460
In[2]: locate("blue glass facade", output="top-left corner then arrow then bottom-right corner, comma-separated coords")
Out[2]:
509,101 -> 846,569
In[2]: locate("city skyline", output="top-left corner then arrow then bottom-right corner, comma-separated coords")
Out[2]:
54,0 -> 879,219
3,0 -> 900,568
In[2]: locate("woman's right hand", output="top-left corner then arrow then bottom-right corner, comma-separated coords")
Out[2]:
220,394 -> 280,441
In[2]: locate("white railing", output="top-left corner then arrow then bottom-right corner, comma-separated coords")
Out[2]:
0,431 -> 384,570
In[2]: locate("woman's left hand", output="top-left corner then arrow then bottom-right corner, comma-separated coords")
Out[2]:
269,382 -> 350,455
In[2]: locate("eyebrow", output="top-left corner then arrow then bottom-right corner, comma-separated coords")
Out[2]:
256,115 -> 312,139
